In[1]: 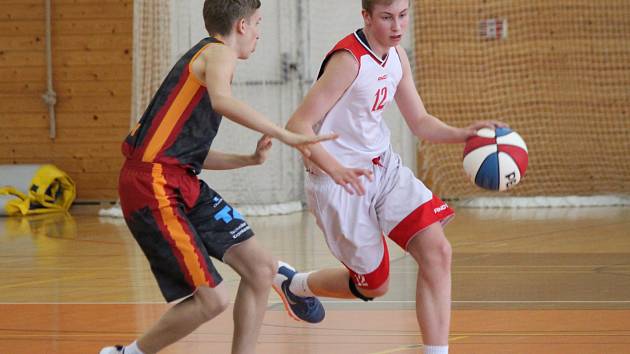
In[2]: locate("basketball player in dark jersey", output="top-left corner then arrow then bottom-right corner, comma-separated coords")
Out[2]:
100,1 -> 333,353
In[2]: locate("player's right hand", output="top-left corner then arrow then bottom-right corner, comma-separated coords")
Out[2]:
278,130 -> 338,158
329,166 -> 374,196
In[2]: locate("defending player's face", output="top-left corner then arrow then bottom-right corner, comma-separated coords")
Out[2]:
241,9 -> 262,59
365,0 -> 409,47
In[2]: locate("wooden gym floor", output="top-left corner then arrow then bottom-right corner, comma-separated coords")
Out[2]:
0,204 -> 629,353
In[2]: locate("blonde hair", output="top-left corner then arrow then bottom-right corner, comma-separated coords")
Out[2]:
362,0 -> 396,13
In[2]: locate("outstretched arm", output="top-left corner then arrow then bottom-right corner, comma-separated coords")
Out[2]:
394,47 -> 506,143
202,45 -> 336,157
202,135 -> 272,170
286,51 -> 373,195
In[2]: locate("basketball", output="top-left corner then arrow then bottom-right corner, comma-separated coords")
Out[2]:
463,127 -> 528,191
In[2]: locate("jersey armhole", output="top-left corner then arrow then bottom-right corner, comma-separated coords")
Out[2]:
188,43 -> 221,87
317,49 -> 360,80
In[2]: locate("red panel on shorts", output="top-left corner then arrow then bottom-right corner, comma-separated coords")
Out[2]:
388,195 -> 455,249
346,237 -> 390,290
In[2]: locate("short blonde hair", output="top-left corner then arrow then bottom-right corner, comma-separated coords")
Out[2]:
362,0 -> 396,13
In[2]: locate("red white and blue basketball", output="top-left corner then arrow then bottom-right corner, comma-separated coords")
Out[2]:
463,127 -> 528,191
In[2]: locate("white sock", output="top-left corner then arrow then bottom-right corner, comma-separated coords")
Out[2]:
288,272 -> 315,297
124,341 -> 145,354
423,345 -> 448,354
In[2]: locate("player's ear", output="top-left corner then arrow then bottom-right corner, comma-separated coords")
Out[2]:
361,9 -> 371,26
236,18 -> 247,35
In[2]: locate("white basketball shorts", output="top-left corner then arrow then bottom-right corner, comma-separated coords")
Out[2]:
305,146 -> 454,287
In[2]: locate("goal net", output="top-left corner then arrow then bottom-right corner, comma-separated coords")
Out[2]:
412,0 -> 630,201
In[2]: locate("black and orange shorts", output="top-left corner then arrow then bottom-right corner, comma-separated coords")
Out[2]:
119,159 -> 254,302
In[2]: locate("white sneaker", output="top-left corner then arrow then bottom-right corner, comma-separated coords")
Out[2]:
99,345 -> 124,354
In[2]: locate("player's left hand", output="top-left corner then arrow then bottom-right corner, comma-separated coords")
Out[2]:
463,120 -> 509,139
252,134 -> 273,165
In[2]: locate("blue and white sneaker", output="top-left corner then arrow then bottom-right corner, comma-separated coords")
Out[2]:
273,261 -> 325,323
99,346 -> 124,354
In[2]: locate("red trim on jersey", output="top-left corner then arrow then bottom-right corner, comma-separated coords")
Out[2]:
353,31 -> 389,67
318,32 -> 390,79
318,33 -> 369,77
388,195 -> 455,250
345,237 -> 390,290
330,33 -> 372,63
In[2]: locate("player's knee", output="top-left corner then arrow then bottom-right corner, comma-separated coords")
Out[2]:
411,239 -> 452,283
194,287 -> 230,322
243,257 -> 276,290
256,260 -> 276,287
429,238 -> 452,269
427,243 -> 452,277
199,297 -> 229,322
360,281 -> 389,298
409,232 -> 452,272
349,277 -> 389,301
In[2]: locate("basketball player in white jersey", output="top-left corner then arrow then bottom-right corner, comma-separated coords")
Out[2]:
278,1 -> 506,353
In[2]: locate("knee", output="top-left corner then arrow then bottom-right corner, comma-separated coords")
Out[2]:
243,257 -> 276,290
194,288 -> 230,322
350,276 -> 389,300
361,281 -> 389,298
410,237 -> 452,275
433,239 -> 452,269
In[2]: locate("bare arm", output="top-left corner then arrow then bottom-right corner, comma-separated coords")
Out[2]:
201,45 -> 336,156
286,51 -> 373,195
202,135 -> 272,170
394,47 -> 505,143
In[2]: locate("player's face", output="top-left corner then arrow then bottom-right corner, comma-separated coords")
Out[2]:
239,9 -> 262,59
364,0 -> 409,47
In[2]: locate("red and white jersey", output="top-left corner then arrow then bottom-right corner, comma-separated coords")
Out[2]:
314,29 -> 403,168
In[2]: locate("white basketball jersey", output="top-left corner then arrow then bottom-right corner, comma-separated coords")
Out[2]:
314,30 -> 403,168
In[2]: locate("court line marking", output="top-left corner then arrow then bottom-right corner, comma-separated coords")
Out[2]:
449,336 -> 469,342
0,274 -> 100,290
368,344 -> 422,354
2,332 -> 628,338
366,336 -> 469,354
1,300 -> 630,305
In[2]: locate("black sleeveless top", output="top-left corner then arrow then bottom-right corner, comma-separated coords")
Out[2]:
122,37 -> 223,175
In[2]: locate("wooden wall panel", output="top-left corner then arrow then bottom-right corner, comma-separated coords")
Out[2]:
0,0 -> 132,201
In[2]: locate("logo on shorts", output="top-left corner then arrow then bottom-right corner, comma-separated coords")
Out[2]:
353,274 -> 368,287
433,204 -> 448,214
214,205 -> 244,224
230,223 -> 251,239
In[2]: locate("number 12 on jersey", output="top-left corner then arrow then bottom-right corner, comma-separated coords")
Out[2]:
372,87 -> 388,112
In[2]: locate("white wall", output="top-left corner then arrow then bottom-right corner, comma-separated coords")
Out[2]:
171,0 -> 417,208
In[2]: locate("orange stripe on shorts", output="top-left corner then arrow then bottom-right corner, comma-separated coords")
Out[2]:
151,164 -> 209,287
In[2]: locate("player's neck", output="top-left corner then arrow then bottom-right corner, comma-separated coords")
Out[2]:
214,33 -> 233,47
212,33 -> 240,56
362,28 -> 390,60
